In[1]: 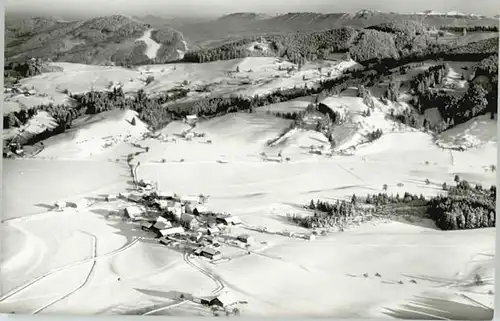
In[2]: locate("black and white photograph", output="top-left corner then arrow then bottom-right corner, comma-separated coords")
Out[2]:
1,0 -> 498,318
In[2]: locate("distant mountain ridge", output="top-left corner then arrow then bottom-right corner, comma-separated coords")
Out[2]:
5,10 -> 498,66
177,10 -> 499,45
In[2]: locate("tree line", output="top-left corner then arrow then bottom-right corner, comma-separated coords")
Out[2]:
288,179 -> 495,231
439,25 -> 499,32
5,44 -> 497,147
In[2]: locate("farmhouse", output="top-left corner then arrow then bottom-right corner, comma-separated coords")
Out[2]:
216,215 -> 242,225
160,226 -> 185,237
156,191 -> 175,200
185,114 -> 198,125
198,247 -> 222,260
124,206 -> 144,220
237,234 -> 254,244
181,214 -> 200,230
167,206 -> 183,218
128,193 -> 144,203
156,216 -> 170,224
209,291 -> 237,307
155,199 -> 169,209
207,227 -> 221,236
54,201 -> 67,209
192,205 -> 209,216
193,297 -> 211,305
153,220 -> 172,231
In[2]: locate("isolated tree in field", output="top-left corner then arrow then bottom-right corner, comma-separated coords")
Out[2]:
351,194 -> 357,205
130,117 -> 136,126
454,175 -> 460,183
383,184 -> 388,191
236,66 -> 240,73
491,165 -> 496,172
425,178 -> 430,185
442,182 -> 448,190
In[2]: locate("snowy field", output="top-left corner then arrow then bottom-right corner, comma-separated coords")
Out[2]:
1,107 -> 496,316
3,57 -> 360,115
1,54 -> 496,316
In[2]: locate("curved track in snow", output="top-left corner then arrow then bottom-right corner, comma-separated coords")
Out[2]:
32,231 -> 98,314
0,237 -> 141,303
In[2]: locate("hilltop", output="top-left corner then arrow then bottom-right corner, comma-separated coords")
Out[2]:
5,14 -> 189,65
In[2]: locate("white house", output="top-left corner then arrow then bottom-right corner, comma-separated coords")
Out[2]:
54,201 -> 67,209
185,115 -> 198,125
156,216 -> 170,224
216,215 -> 242,225
180,195 -> 200,204
153,221 -> 171,231
125,206 -> 144,220
105,194 -> 117,202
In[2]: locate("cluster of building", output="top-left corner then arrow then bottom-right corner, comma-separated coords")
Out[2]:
110,185 -> 252,262
4,86 -> 37,96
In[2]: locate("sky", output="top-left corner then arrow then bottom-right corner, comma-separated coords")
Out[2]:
5,0 -> 499,18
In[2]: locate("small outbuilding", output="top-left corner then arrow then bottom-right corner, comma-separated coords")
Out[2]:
141,222 -> 154,231
306,234 -> 316,241
199,247 -> 222,260
159,237 -> 171,245
156,191 -> 175,200
105,194 -> 117,202
209,291 -> 237,307
72,199 -> 88,210
185,132 -> 195,140
237,234 -> 254,244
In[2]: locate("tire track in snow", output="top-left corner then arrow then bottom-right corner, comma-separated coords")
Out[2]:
141,300 -> 188,316
0,237 -> 141,302
32,230 -> 97,314
183,252 -> 224,295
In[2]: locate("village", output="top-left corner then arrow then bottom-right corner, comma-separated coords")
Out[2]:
51,174 -> 320,314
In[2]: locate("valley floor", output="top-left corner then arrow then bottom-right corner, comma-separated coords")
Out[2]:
0,124 -> 496,317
